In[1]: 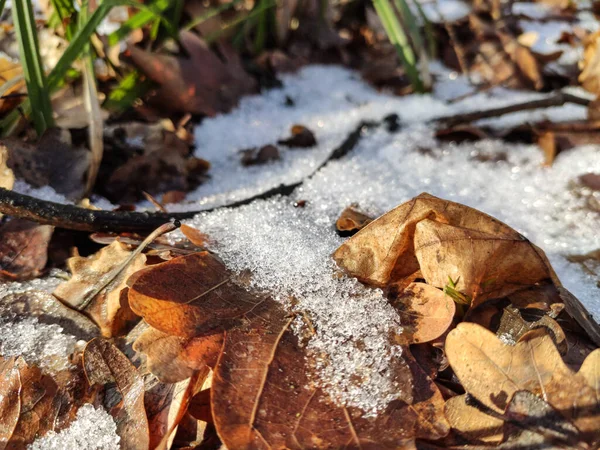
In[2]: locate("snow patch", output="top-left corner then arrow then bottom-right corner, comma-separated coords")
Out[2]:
28,404 -> 120,450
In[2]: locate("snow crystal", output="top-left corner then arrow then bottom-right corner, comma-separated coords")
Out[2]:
0,316 -> 83,373
28,404 -> 120,450
191,200 -> 404,415
0,269 -> 67,297
171,64 -> 600,415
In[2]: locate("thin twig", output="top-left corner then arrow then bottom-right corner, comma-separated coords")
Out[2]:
438,91 -> 591,128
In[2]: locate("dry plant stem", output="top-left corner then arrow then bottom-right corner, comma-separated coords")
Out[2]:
75,221 -> 180,310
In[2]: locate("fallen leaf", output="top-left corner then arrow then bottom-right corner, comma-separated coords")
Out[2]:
0,358 -> 21,449
240,144 -> 281,166
278,125 -> 317,148
334,193 -> 551,307
83,338 -> 150,450
335,205 -> 373,237
579,31 -> 600,95
0,219 -> 53,281
145,371 -> 206,450
446,323 -> 600,440
444,394 -> 503,444
54,240 -> 146,337
579,349 -> 600,400
391,282 -> 455,344
537,130 -> 557,166
0,55 -> 24,114
128,31 -> 257,116
133,326 -> 222,383
212,297 -> 448,449
501,390 -> 584,449
3,128 -> 91,201
0,145 -> 14,192
128,252 -> 266,338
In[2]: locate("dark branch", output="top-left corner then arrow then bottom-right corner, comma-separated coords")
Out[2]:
0,121 -> 379,232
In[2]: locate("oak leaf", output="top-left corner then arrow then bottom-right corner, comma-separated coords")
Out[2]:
83,338 -> 149,450
128,251 -> 265,338
446,322 -> 600,442
54,240 -> 146,337
444,394 -> 503,444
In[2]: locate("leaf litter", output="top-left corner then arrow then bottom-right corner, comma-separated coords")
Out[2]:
3,33 -> 600,450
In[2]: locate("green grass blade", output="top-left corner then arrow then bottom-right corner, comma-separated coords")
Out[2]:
0,0 -> 7,17
12,0 -> 54,136
183,0 -> 240,32
104,71 -> 152,112
393,0 -> 424,55
51,0 -> 77,39
372,0 -> 423,92
107,0 -> 172,46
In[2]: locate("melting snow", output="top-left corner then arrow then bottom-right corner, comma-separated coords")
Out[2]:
166,64 -> 600,415
28,404 -> 120,450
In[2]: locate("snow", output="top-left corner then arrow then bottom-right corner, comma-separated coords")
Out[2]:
0,269 -> 67,297
28,404 -> 120,450
0,316 -> 84,373
163,64 -> 600,415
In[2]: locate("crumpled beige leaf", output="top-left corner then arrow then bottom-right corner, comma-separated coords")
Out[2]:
444,394 -> 503,444
446,323 -> 600,440
334,193 -> 550,306
54,240 -> 146,337
579,31 -> 600,95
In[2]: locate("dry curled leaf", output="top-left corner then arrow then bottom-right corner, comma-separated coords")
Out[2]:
83,338 -> 149,450
128,31 -> 256,116
446,323 -> 600,442
0,145 -> 14,192
54,240 -> 146,337
335,205 -> 373,236
580,30 -> 600,95
334,193 -> 550,306
277,125 -> 317,148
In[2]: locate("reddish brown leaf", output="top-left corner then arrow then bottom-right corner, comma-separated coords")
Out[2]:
128,31 -> 257,116
0,358 -> 21,450
128,252 -> 266,338
277,125 -> 317,148
211,298 -> 448,449
83,338 -> 149,450
0,219 -> 53,281
133,326 -> 222,383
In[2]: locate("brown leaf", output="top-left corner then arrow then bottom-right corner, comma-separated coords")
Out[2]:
128,31 -> 257,116
277,125 -> 317,148
579,31 -> 600,95
0,145 -> 14,192
334,193 -> 551,307
240,144 -> 281,166
335,205 -> 373,237
145,371 -> 207,450
4,128 -> 91,201
579,349 -> 600,401
537,130 -> 557,166
211,298 -> 448,449
0,358 -> 21,449
133,326 -> 222,383
0,219 -> 53,281
128,252 -> 266,338
8,358 -> 96,447
444,394 -> 503,444
54,240 -> 146,337
446,323 -> 600,440
83,338 -> 149,450
391,282 -> 455,344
